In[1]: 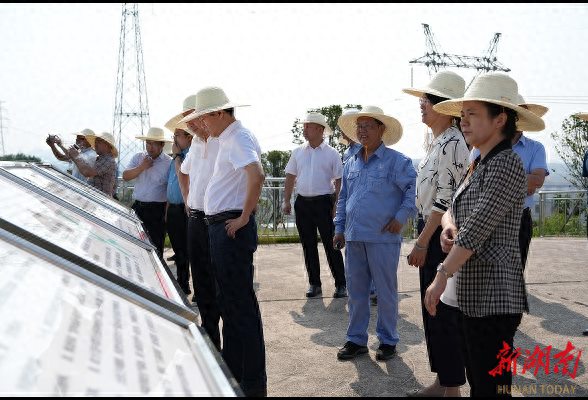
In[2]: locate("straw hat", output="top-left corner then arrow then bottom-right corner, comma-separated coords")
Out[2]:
402,70 -> 465,100
432,72 -> 545,132
71,128 -> 96,138
575,112 -> 588,121
165,94 -> 197,133
180,86 -> 249,123
298,112 -> 333,136
84,132 -> 118,157
338,108 -> 359,146
338,105 -> 403,146
515,94 -> 548,131
135,127 -> 173,143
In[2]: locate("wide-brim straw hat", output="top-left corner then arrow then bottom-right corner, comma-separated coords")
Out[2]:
338,108 -> 359,146
85,132 -> 118,158
180,86 -> 249,123
298,112 -> 333,136
432,72 -> 545,132
338,105 -> 403,146
135,127 -> 173,143
575,112 -> 588,121
165,94 -> 197,133
402,70 -> 465,100
71,128 -> 96,138
516,94 -> 548,118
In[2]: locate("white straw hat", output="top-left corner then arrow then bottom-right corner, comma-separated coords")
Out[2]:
84,132 -> 118,157
298,112 -> 332,136
432,72 -> 545,132
338,108 -> 359,146
515,94 -> 548,131
574,112 -> 588,121
71,128 -> 96,137
165,94 -> 197,133
135,127 -> 173,143
338,105 -> 403,146
403,70 -> 466,100
180,87 -> 249,124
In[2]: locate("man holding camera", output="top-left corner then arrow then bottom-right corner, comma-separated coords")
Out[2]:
46,129 -> 97,183
67,131 -> 118,197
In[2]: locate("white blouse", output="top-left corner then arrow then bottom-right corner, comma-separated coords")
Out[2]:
415,126 -> 470,217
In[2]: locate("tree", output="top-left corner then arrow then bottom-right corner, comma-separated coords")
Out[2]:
0,153 -> 42,162
551,115 -> 588,190
261,150 -> 291,178
292,104 -> 362,158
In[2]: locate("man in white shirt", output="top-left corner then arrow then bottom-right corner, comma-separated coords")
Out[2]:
180,87 -> 267,397
168,94 -> 222,352
122,127 -> 172,260
46,129 -> 97,183
283,112 -> 346,298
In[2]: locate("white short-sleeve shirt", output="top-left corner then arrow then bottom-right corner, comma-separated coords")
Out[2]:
126,152 -> 171,202
181,137 -> 220,211
284,141 -> 343,196
204,120 -> 261,215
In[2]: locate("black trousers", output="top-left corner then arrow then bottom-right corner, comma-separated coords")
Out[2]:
132,201 -> 166,260
166,203 -> 190,294
294,194 -> 346,287
519,208 -> 532,271
187,209 -> 221,351
462,313 -> 522,397
208,213 -> 267,395
417,218 -> 466,387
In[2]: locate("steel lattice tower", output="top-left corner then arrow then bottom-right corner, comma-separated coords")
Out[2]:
409,23 -> 511,90
112,3 -> 150,173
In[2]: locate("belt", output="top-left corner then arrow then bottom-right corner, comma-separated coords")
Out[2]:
204,210 -> 243,226
134,200 -> 166,207
523,207 -> 531,215
189,209 -> 206,219
168,203 -> 185,208
297,194 -> 333,201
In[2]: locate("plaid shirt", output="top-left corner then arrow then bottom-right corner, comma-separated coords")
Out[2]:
89,154 -> 116,197
452,139 -> 529,317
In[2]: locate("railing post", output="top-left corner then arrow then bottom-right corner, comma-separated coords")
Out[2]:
538,191 -> 544,237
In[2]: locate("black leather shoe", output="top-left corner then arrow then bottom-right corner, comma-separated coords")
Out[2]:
306,285 -> 322,298
333,286 -> 347,298
376,344 -> 396,361
337,341 -> 368,360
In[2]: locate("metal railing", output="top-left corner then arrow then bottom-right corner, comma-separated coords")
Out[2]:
537,190 -> 588,237
116,177 -> 417,241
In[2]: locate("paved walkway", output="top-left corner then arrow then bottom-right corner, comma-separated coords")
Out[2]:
167,237 -> 588,397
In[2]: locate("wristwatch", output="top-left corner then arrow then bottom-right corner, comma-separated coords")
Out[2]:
172,153 -> 183,160
436,262 -> 454,279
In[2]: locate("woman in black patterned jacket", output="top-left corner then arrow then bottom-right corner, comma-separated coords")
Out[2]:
403,71 -> 470,397
425,72 -> 545,398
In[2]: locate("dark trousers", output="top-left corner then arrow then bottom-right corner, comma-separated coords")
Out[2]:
166,203 -> 190,293
187,209 -> 221,351
132,201 -> 166,260
417,219 -> 466,386
294,194 -> 346,287
462,314 -> 522,397
519,208 -> 532,271
208,214 -> 267,395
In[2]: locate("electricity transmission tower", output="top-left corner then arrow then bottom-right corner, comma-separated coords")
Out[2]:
409,23 -> 510,89
112,3 -> 150,173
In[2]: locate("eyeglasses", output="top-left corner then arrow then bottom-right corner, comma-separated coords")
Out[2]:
356,122 -> 380,131
419,97 -> 431,106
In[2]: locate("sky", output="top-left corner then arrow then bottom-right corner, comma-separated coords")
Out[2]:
1,3 -> 588,170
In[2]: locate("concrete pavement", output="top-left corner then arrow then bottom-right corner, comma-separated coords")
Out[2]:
167,237 -> 588,397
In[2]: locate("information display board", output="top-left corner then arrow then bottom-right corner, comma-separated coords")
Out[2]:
0,233 -> 235,396
34,163 -> 133,216
0,165 -> 144,240
0,174 -> 182,305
